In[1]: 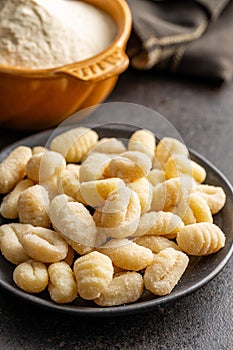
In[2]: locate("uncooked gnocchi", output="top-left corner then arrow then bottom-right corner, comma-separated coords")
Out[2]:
17,185 -> 50,228
0,179 -> 34,219
94,271 -> 144,306
176,222 -> 225,256
144,248 -> 189,296
133,211 -> 184,238
50,127 -> 98,162
155,137 -> 189,168
105,151 -> 152,182
0,127 -> 227,306
49,194 -> 97,248
48,262 -> 78,304
128,129 -> 156,160
73,251 -> 113,300
0,146 -> 32,194
98,239 -> 154,271
19,226 -> 68,263
13,259 -> 48,293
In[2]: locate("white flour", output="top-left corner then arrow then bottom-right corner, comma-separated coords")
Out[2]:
0,0 -> 117,69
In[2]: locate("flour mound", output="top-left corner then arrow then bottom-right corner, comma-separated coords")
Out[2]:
0,0 -> 116,69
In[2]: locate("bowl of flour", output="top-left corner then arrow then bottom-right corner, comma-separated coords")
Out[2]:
0,0 -> 132,129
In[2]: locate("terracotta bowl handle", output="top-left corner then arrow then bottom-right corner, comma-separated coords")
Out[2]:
56,47 -> 129,82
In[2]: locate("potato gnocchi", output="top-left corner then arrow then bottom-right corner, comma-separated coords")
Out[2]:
0,126 -> 227,307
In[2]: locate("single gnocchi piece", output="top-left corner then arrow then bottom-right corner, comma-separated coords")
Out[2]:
26,152 -> 43,183
48,262 -> 78,304
17,185 -> 50,228
80,177 -> 125,208
90,137 -> 126,154
94,187 -> 131,229
155,137 -> 189,169
94,189 -> 141,241
144,248 -> 189,296
94,272 -> 144,306
98,239 -> 154,271
128,177 -> 153,214
176,222 -> 225,256
79,153 -> 111,183
26,150 -> 66,183
188,193 -> 213,224
13,259 -> 48,293
133,211 -> 184,238
0,223 -> 31,264
150,176 -> 194,215
0,146 -> 32,194
147,169 -> 166,187
105,151 -> 152,182
20,226 -> 68,263
164,155 -> 206,183
0,179 -> 34,219
50,127 -> 98,163
195,184 -> 226,214
128,129 -> 156,160
73,251 -> 113,300
57,164 -> 84,202
49,194 -> 97,248
134,235 -> 181,253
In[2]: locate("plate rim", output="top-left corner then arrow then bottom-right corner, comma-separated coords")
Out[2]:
0,127 -> 232,317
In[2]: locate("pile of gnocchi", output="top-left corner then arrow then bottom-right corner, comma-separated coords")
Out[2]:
0,127 -> 226,306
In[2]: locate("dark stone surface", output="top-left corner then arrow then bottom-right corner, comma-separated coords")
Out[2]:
0,68 -> 232,350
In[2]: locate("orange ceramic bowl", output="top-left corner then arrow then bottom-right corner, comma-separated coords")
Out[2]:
0,0 -> 132,130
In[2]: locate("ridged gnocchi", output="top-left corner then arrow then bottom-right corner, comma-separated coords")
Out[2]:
98,239 -> 154,271
128,129 -> 156,160
48,262 -> 78,303
13,259 -> 48,293
94,272 -> 144,306
155,137 -> 189,169
176,222 -> 225,256
73,251 -> 113,300
0,146 -> 32,194
144,248 -> 189,296
50,127 -> 98,163
17,185 -> 50,228
0,128 -> 227,306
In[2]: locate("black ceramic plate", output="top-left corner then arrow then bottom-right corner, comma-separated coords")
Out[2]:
0,126 -> 232,317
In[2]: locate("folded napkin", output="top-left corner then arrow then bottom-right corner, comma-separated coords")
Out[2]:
127,0 -> 233,83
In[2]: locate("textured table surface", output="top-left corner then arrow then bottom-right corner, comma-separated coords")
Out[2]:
0,69 -> 232,350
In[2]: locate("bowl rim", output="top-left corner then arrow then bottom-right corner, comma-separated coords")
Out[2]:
0,0 -> 132,77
